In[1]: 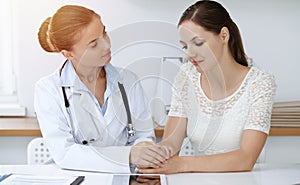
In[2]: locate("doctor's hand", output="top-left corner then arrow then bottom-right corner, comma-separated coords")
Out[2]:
130,141 -> 172,169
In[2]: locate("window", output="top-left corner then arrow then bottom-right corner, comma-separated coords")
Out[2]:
0,0 -> 15,96
0,0 -> 25,116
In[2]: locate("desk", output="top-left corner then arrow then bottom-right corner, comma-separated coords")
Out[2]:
0,164 -> 113,184
1,117 -> 300,137
0,118 -> 41,136
1,163 -> 300,185
167,163 -> 300,185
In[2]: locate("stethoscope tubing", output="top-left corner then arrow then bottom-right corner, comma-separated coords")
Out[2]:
59,60 -> 135,145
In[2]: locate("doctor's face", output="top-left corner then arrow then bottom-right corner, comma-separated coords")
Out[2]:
70,16 -> 111,68
178,21 -> 224,73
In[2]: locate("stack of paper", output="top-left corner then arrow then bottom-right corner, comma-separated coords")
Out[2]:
271,101 -> 300,127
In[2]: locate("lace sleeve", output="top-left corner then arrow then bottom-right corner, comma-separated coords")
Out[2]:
244,72 -> 276,134
168,64 -> 192,118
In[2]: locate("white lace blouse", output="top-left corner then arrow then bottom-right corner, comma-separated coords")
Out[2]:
168,63 -> 276,155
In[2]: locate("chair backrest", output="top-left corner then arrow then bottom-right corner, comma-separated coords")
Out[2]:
27,137 -> 51,164
179,138 -> 195,156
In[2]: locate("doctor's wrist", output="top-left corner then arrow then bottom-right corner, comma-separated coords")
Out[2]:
130,164 -> 139,174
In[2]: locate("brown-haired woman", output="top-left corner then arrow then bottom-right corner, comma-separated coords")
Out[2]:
140,0 -> 276,174
35,5 -> 169,173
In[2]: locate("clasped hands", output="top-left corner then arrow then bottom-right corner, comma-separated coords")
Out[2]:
130,141 -> 173,169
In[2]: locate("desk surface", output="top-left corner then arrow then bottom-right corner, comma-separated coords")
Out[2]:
1,117 -> 300,136
0,117 -> 41,136
0,163 -> 300,185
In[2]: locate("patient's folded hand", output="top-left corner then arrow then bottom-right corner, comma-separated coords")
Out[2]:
130,141 -> 171,169
139,155 -> 183,174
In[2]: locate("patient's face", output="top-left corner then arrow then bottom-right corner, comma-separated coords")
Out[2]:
178,20 -> 224,73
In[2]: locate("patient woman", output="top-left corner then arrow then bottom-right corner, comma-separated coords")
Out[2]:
140,0 -> 276,174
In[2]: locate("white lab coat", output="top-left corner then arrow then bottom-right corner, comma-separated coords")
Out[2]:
34,61 -> 155,173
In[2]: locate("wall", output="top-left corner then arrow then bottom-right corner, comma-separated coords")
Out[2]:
0,136 -> 35,164
9,0 -> 300,116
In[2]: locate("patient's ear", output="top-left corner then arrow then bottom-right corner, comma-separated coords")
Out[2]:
220,27 -> 230,43
61,50 -> 73,60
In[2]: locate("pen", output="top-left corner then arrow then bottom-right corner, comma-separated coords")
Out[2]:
71,176 -> 85,185
0,173 -> 12,182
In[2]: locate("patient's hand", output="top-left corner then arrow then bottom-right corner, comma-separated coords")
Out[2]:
130,141 -> 171,169
139,155 -> 184,174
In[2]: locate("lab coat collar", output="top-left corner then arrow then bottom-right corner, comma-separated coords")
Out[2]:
103,62 -> 121,99
59,60 -> 123,125
59,60 -> 86,91
59,60 -> 121,93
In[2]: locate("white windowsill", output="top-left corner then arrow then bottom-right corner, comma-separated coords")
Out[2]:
0,103 -> 26,116
0,95 -> 26,116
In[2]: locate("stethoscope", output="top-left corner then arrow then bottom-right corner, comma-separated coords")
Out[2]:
60,60 -> 135,145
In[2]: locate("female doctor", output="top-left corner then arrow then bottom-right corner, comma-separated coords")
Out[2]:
34,5 -> 169,173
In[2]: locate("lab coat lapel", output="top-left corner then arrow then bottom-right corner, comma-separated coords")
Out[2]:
105,90 -> 130,146
70,90 -> 105,145
104,88 -> 124,125
78,91 -> 105,123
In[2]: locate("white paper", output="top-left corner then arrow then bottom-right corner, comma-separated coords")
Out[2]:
1,174 -> 79,185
